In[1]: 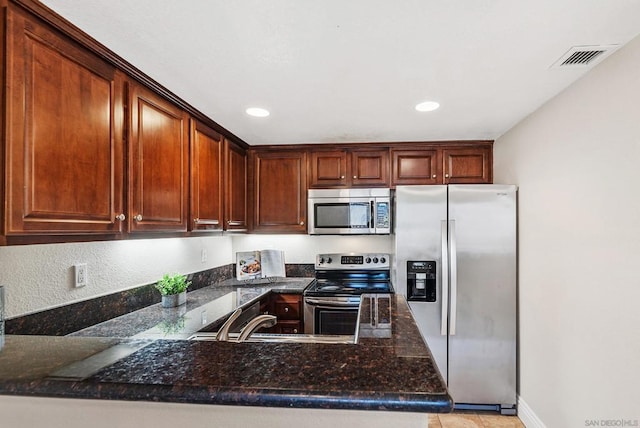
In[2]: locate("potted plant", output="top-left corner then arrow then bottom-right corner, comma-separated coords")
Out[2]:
155,273 -> 191,308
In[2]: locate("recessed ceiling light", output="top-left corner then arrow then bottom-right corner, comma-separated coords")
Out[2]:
415,101 -> 440,112
246,107 -> 270,117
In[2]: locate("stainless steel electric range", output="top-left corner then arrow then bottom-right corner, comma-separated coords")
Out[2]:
303,253 -> 393,335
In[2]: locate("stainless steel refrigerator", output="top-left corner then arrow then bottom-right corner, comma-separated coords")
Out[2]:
393,185 -> 517,415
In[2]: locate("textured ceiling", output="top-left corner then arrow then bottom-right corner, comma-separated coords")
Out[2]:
41,0 -> 640,145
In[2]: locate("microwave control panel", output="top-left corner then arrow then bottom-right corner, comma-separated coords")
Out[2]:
375,201 -> 390,229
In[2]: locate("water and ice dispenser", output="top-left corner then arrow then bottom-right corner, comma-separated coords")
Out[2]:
406,261 -> 437,302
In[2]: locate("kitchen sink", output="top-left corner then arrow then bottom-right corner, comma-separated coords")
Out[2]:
188,332 -> 356,344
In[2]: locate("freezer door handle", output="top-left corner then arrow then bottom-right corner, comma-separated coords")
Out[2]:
440,220 -> 449,336
449,220 -> 458,335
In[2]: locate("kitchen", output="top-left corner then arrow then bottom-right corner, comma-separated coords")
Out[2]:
1,1 -> 640,427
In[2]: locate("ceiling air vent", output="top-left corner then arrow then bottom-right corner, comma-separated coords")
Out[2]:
550,45 -> 619,69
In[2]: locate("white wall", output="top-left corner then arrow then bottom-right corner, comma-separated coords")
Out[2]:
494,35 -> 640,427
0,236 -> 232,318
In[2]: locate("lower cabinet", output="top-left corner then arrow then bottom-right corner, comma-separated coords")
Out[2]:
262,293 -> 304,334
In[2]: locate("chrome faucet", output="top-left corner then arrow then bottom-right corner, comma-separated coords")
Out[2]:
237,314 -> 277,342
216,308 -> 242,341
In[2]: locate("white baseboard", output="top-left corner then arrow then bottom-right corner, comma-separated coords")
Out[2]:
518,396 -> 547,428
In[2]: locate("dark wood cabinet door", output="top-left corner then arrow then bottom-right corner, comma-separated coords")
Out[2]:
190,120 -> 223,231
391,149 -> 440,186
225,140 -> 248,231
129,82 -> 189,232
350,149 -> 390,187
309,150 -> 348,188
251,150 -> 307,233
442,147 -> 492,184
264,293 -> 304,334
4,8 -> 124,235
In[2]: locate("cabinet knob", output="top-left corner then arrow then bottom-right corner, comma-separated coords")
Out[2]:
134,214 -> 143,222
194,218 -> 200,223
300,221 -> 305,226
115,213 -> 126,221
284,307 -> 289,313
293,328 -> 298,334
340,176 -> 345,179
432,174 -> 436,178
353,175 -> 357,179
445,173 -> 449,178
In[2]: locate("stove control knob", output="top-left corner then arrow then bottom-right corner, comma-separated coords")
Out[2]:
373,257 -> 379,264
326,257 -> 332,264
365,257 -> 372,264
319,257 -> 325,264
380,257 -> 386,264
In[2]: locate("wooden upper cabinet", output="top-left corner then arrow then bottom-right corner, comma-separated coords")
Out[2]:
251,150 -> 307,233
391,149 -> 439,186
309,150 -> 348,187
190,120 -> 224,232
225,139 -> 248,231
443,146 -> 492,184
350,149 -> 390,187
390,144 -> 493,186
128,82 -> 189,233
308,148 -> 389,188
3,7 -> 125,236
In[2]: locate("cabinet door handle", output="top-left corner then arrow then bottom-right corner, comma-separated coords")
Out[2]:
115,214 -> 126,221
134,214 -> 143,222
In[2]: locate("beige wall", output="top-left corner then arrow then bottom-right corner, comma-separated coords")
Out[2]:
494,35 -> 640,427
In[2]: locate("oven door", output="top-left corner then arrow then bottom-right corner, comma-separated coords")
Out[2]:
304,297 -> 360,335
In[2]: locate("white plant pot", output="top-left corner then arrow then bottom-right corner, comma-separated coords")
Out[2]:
161,291 -> 187,308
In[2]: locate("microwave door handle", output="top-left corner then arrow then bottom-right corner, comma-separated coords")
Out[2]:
370,200 -> 375,232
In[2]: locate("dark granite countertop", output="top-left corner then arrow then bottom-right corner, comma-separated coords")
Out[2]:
0,279 -> 452,413
69,277 -> 313,339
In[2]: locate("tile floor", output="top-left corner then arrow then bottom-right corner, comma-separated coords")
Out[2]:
429,412 -> 526,427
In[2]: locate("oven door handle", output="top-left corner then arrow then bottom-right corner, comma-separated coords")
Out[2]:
305,298 -> 360,307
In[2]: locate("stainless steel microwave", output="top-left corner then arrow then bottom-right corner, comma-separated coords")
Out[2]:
307,188 -> 391,235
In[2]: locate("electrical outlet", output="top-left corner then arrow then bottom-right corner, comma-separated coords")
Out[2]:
201,249 -> 207,263
74,264 -> 88,287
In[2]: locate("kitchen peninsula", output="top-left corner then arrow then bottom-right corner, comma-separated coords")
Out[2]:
0,279 -> 452,428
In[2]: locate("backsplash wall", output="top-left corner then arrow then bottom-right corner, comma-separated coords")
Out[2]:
231,235 -> 393,263
0,234 -> 392,319
0,236 -> 233,319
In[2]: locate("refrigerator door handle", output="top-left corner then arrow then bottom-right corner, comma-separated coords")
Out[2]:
449,219 -> 458,335
440,220 -> 449,336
